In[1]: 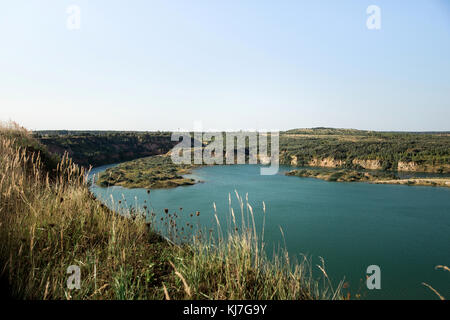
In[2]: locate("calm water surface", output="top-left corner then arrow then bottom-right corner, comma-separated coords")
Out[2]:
89,164 -> 450,299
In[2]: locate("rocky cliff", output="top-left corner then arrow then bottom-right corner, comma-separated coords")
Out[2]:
307,157 -> 345,168
289,156 -> 449,173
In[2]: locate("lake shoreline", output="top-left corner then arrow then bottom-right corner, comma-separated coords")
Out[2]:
95,154 -> 450,190
285,168 -> 450,188
96,154 -> 199,189
89,163 -> 450,299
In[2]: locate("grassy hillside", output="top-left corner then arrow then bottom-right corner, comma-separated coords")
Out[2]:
2,123 -> 60,174
35,131 -> 178,167
0,124 -> 342,300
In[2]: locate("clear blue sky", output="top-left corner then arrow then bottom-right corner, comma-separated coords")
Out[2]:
1,0 -> 449,131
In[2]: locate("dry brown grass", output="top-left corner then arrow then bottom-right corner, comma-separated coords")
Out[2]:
0,125 -> 175,299
0,124 -> 343,300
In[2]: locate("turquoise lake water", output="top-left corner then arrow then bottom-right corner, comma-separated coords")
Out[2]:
89,164 -> 450,300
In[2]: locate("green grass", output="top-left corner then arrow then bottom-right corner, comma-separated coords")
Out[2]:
97,155 -> 197,189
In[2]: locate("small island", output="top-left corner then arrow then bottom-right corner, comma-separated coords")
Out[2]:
97,155 -> 197,189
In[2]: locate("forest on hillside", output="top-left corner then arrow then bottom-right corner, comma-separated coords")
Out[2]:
35,131 -> 177,167
280,129 -> 450,172
35,128 -> 450,173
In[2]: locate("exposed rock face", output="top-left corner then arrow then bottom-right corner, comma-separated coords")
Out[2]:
397,161 -> 419,172
290,155 -> 298,166
258,154 -> 271,165
308,157 -> 344,168
397,161 -> 450,173
352,159 -> 382,170
286,154 -> 450,173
